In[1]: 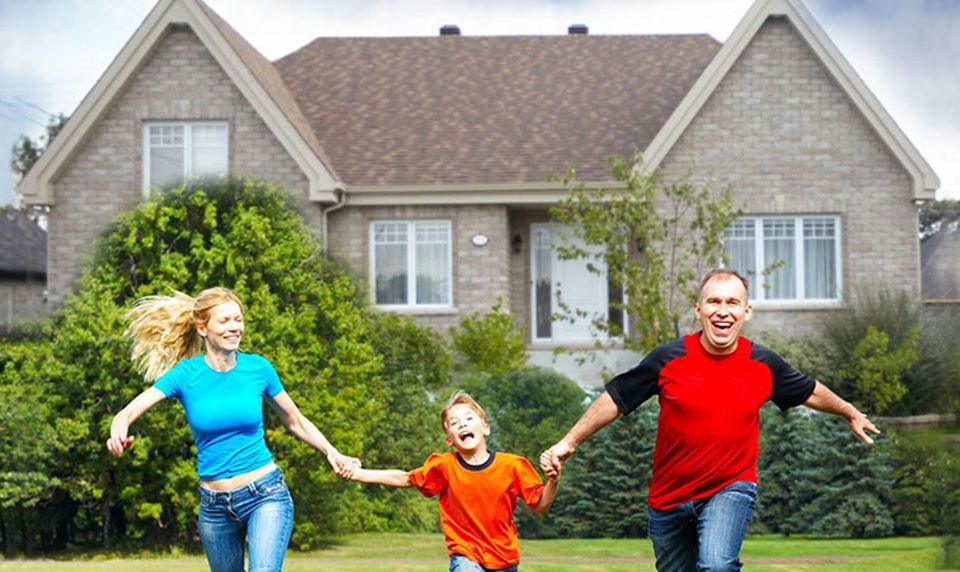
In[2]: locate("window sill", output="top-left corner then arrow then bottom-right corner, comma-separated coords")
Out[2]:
376,306 -> 460,316
750,300 -> 843,311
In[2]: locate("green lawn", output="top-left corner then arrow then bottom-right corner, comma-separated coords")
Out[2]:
0,533 -> 945,571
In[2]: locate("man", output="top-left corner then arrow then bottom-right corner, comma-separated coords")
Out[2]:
540,268 -> 879,572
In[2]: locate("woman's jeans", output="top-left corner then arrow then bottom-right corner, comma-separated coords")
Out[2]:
198,467 -> 294,572
449,554 -> 519,571
646,480 -> 758,572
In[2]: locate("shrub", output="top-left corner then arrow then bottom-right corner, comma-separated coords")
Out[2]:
450,300 -> 528,377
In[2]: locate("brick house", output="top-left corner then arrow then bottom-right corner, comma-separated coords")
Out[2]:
16,0 -> 938,385
0,209 -> 47,324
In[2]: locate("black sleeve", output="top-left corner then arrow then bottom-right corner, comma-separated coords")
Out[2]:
751,343 -> 817,411
605,338 -> 684,416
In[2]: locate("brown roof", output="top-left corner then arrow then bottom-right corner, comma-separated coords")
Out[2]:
274,34 -> 720,187
197,0 -> 340,181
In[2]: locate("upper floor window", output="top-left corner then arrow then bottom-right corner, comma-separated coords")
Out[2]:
370,220 -> 452,308
143,122 -> 228,193
724,215 -> 841,303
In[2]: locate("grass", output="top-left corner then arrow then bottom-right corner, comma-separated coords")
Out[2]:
0,533 -> 945,571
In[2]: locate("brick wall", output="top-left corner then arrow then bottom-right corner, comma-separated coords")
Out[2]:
0,277 -> 46,324
657,17 -> 918,338
48,26 -> 314,306
327,204 -> 510,334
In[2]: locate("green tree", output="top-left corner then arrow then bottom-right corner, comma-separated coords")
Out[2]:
919,199 -> 960,240
11,113 -> 68,181
839,325 -> 918,414
0,178 -> 447,551
548,398 -> 658,538
550,153 -> 741,353
450,300 -> 528,377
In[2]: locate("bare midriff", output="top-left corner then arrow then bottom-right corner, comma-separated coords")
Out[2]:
200,462 -> 277,492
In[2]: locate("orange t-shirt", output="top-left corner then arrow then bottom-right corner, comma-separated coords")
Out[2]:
409,451 -> 545,569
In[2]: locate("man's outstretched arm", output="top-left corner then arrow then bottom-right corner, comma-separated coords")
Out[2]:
803,380 -> 880,445
540,391 -> 621,477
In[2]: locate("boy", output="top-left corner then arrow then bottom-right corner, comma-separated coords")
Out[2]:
346,391 -> 560,571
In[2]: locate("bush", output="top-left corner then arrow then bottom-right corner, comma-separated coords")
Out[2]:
450,300 -> 528,377
0,179 -> 450,552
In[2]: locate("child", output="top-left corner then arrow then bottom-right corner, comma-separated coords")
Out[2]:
346,391 -> 560,571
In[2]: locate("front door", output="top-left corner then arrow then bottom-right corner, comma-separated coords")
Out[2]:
531,224 -> 609,343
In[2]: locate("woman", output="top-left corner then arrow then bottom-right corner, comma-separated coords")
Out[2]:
107,287 -> 357,571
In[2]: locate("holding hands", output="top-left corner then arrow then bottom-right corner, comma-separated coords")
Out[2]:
328,450 -> 362,478
539,440 -> 574,480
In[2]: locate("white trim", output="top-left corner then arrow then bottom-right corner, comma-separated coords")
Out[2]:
369,219 -> 453,309
343,181 -> 623,206
142,121 -> 228,195
729,214 -> 842,304
17,0 -> 338,205
641,0 -> 938,199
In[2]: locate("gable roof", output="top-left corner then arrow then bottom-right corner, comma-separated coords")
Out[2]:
641,0 -> 939,199
17,0 -> 340,206
0,210 -> 46,278
274,34 -> 720,189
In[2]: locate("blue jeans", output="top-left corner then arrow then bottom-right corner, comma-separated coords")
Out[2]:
449,554 -> 519,572
198,467 -> 294,572
647,480 -> 757,572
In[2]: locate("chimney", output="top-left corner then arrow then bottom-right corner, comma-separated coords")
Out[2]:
568,24 -> 588,35
440,25 -> 461,36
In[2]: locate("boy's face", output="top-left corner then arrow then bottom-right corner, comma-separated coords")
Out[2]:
443,403 -> 490,454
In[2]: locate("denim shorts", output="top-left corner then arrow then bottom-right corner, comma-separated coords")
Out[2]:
450,554 -> 519,572
198,467 -> 294,572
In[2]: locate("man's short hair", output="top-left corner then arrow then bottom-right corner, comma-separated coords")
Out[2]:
440,391 -> 488,430
699,268 -> 750,300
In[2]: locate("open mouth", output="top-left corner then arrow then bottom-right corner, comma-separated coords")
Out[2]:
711,321 -> 734,333
459,431 -> 475,442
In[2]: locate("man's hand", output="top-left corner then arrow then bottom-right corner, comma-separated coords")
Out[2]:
540,441 -> 574,479
847,410 -> 881,445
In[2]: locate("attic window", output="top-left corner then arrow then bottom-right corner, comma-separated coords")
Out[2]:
143,121 -> 228,194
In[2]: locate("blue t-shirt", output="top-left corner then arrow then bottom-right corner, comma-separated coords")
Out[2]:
152,352 -> 284,480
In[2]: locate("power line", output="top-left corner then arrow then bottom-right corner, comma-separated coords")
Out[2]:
14,97 -> 55,118
0,99 -> 47,127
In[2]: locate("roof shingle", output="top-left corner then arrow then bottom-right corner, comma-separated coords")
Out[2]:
274,34 -> 720,187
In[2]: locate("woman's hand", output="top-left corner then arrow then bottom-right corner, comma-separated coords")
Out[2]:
106,418 -> 135,456
327,450 -> 362,479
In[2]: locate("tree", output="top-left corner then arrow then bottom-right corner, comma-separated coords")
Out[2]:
0,178 -> 456,551
10,113 -> 68,181
550,153 -> 741,353
919,199 -> 960,240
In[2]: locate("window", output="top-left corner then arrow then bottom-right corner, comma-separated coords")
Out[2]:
723,216 -> 841,302
143,122 -> 228,193
370,220 -> 452,307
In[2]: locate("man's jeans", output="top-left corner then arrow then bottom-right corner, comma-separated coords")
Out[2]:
198,467 -> 294,572
647,480 -> 758,572
449,554 -> 519,572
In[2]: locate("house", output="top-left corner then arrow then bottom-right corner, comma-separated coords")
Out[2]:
0,209 -> 47,324
16,0 -> 938,386
922,222 -> 960,302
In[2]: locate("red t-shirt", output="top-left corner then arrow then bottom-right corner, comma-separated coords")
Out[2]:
606,333 -> 815,510
408,451 -> 544,569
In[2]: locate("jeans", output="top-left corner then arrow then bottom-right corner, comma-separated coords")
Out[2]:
449,554 -> 519,572
198,467 -> 294,572
647,480 -> 757,572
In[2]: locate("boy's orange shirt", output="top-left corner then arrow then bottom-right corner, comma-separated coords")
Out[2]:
409,451 -> 545,569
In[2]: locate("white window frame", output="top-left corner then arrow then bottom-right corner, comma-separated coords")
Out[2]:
142,121 -> 229,196
369,219 -> 453,309
725,215 -> 843,306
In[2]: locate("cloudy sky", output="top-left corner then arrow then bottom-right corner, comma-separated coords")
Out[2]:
0,0 -> 957,206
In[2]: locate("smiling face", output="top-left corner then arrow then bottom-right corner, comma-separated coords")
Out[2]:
196,300 -> 245,355
442,403 -> 490,455
694,274 -> 751,355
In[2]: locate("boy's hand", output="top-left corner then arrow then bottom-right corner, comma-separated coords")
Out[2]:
540,442 -> 573,479
327,450 -> 362,479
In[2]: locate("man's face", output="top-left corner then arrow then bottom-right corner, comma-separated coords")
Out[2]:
694,275 -> 751,355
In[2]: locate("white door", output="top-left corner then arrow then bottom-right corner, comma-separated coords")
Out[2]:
531,224 -> 609,342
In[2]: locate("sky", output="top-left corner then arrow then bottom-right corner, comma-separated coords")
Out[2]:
0,0 -> 957,207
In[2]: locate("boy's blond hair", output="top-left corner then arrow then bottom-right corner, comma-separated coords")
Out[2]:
440,391 -> 487,429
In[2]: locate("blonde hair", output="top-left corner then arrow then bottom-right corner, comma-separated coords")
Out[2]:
440,391 -> 487,430
124,287 -> 245,381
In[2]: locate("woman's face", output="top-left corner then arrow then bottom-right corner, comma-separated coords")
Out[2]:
197,300 -> 244,354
